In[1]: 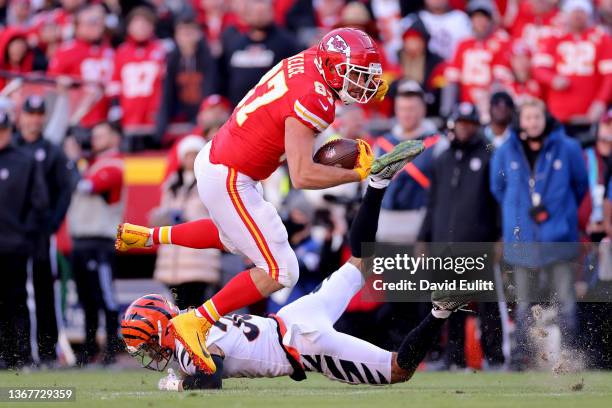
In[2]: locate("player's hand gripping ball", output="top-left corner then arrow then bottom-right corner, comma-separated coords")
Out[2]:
312,138 -> 373,180
353,139 -> 374,180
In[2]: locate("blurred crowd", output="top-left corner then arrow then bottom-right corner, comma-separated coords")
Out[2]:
0,0 -> 612,373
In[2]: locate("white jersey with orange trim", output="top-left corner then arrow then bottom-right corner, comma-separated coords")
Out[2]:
174,314 -> 294,379
173,263 -> 393,385
209,46 -> 337,181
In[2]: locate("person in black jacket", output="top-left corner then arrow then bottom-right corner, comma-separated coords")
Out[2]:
14,95 -> 73,366
156,15 -> 219,145
0,109 -> 48,369
219,0 -> 298,106
418,102 -> 504,369
388,16 -> 445,118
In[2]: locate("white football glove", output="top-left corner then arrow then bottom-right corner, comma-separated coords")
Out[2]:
158,368 -> 182,392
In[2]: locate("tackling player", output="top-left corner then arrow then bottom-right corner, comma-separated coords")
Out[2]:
115,27 -> 417,374
121,161 -> 472,390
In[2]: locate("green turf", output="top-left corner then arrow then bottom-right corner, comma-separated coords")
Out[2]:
0,370 -> 611,408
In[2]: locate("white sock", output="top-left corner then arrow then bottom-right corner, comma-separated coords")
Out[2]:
368,177 -> 390,189
146,229 -> 154,246
431,308 -> 451,319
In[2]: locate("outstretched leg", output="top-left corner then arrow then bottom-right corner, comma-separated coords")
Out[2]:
278,179 -> 389,327
116,219 -> 225,251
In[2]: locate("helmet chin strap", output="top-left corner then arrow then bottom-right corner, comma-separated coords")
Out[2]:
157,320 -> 163,347
338,88 -> 358,105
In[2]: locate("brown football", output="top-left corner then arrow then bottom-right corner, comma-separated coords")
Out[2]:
313,138 -> 359,169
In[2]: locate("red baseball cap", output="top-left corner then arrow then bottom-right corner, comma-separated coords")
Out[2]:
402,28 -> 424,41
199,94 -> 231,113
601,108 -> 612,124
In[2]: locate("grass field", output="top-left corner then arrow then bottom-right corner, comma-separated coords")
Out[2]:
0,369 -> 611,408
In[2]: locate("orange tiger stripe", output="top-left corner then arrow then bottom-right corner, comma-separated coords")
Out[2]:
226,168 -> 280,280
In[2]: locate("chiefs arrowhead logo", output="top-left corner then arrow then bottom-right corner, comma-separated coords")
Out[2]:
326,35 -> 350,56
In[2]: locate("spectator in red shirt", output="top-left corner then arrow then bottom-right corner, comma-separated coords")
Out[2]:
445,0 -> 511,119
532,0 -> 612,136
109,6 -> 167,152
501,40 -> 543,103
31,0 -> 85,44
504,0 -> 562,50
47,3 -> 114,131
0,27 -> 47,88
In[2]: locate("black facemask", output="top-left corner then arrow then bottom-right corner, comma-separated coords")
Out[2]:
285,219 -> 307,238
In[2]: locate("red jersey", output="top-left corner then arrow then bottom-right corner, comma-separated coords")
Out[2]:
30,8 -> 75,44
533,27 -> 612,122
84,150 -> 124,204
108,39 -> 166,129
0,28 -> 35,89
445,30 -> 512,104
504,78 -> 543,104
508,1 -> 562,51
48,39 -> 114,127
210,47 -> 336,181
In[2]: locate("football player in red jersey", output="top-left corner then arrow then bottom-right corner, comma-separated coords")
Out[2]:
116,28 -> 421,374
47,3 -> 114,128
532,0 -> 612,125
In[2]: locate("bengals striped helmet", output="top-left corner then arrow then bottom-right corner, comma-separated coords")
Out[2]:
121,294 -> 179,371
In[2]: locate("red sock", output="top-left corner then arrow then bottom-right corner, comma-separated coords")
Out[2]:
197,270 -> 264,324
152,219 -> 224,249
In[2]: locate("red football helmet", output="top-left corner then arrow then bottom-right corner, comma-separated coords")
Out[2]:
316,27 -> 383,105
121,294 -> 179,371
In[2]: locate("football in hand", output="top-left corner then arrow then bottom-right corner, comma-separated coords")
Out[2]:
313,138 -> 359,170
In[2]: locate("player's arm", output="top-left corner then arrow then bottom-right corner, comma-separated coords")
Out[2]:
285,117 -> 362,189
159,343 -> 225,391
390,352 -> 414,383
181,355 -> 224,390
